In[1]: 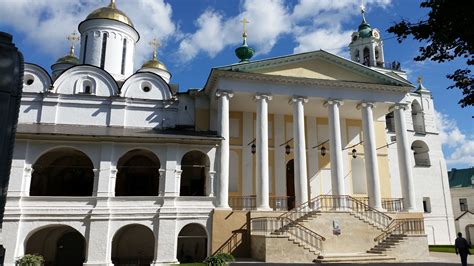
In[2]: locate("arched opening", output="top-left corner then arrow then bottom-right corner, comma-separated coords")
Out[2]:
30,148 -> 94,196
411,100 -> 425,134
466,225 -> 474,245
177,224 -> 208,263
112,224 -> 155,266
116,149 -> 160,196
180,151 -> 209,196
351,157 -> 367,194
25,225 -> 85,266
411,140 -> 431,167
363,47 -> 370,66
385,112 -> 395,132
286,160 -> 295,210
354,50 -> 360,63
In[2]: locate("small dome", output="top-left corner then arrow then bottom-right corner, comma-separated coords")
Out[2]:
235,33 -> 254,63
142,58 -> 168,71
358,21 -> 372,38
56,54 -> 80,65
86,1 -> 134,27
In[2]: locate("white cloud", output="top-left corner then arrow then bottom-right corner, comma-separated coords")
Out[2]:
0,0 -> 176,67
176,0 -> 290,62
176,0 -> 392,62
435,111 -> 474,168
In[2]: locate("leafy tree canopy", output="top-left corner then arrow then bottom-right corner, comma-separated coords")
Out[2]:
388,0 -> 474,108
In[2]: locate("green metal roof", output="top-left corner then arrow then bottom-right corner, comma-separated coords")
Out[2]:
448,167 -> 474,188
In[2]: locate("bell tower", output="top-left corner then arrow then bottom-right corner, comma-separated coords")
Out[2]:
349,4 -> 384,68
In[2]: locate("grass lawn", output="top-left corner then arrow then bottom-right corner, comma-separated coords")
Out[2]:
429,245 -> 474,254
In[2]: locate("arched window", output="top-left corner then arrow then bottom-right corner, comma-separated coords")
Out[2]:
411,140 -> 431,167
363,47 -> 370,66
385,112 -> 395,132
112,224 -> 154,266
411,100 -> 425,134
177,224 -> 208,263
180,151 -> 210,196
115,149 -> 160,196
25,225 -> 85,266
30,148 -> 94,196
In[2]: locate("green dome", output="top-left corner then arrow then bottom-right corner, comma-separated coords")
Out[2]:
358,21 -> 372,38
235,36 -> 254,63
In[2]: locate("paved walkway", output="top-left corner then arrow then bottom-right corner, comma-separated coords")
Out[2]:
231,252 -> 474,265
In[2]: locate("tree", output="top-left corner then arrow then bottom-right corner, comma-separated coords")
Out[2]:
388,0 -> 474,108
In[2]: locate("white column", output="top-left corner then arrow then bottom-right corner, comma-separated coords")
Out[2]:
358,102 -> 383,210
255,93 -> 272,210
208,170 -> 216,197
325,99 -> 345,196
291,96 -> 309,206
393,103 -> 417,211
158,169 -> 166,196
216,90 -> 233,209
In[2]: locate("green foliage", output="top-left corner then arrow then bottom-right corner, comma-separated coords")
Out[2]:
388,0 -> 474,108
429,245 -> 474,253
15,254 -> 44,266
203,253 -> 235,266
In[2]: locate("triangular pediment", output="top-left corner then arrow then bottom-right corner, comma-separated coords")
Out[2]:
216,50 -> 412,87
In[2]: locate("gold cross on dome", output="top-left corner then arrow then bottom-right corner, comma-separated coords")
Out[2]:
149,38 -> 161,60
240,18 -> 249,35
67,31 -> 80,46
360,0 -> 367,21
417,76 -> 423,84
67,31 -> 80,55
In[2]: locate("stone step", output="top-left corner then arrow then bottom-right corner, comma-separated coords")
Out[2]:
314,253 -> 396,263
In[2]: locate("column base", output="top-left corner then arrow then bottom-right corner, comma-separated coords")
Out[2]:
403,207 -> 418,213
215,206 -> 232,211
256,206 -> 273,212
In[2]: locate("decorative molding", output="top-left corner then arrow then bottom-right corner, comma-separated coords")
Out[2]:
254,93 -> 272,101
323,99 -> 344,107
215,89 -> 234,99
356,102 -> 375,110
289,95 -> 308,105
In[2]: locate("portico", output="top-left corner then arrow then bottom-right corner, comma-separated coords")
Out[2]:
207,51 -> 417,213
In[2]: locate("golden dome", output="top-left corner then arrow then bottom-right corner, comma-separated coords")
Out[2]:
86,1 -> 134,27
55,46 -> 79,64
142,58 -> 168,71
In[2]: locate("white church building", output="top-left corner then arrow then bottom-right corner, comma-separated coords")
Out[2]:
2,1 -> 456,265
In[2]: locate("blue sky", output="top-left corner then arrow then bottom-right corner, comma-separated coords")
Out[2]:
0,0 -> 472,168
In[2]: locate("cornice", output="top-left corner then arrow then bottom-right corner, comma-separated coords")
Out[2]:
207,70 -> 411,93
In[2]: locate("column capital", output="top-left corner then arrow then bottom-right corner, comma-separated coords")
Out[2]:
389,102 -> 409,111
289,95 -> 308,104
93,168 -> 100,174
175,169 -> 183,178
323,99 -> 343,107
215,89 -> 234,99
356,102 -> 375,110
254,93 -> 272,101
209,170 -> 216,175
159,168 -> 166,174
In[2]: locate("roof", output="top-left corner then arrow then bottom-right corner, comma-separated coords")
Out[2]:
449,167 -> 474,188
212,49 -> 413,87
16,123 -> 221,143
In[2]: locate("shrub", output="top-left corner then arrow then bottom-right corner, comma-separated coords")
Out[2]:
15,254 -> 44,266
203,253 -> 235,266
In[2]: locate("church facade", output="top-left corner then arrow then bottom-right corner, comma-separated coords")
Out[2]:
2,1 -> 455,265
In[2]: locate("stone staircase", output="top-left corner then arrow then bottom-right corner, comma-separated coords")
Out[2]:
368,234 -> 407,254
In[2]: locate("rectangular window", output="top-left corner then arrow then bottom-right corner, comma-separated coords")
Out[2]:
100,33 -> 108,69
82,35 -> 88,64
121,38 -> 127,75
423,197 -> 431,213
460,198 -> 468,211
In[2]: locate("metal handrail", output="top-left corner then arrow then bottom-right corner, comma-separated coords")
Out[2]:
280,195 -> 393,229
250,216 -> 325,253
374,218 -> 425,242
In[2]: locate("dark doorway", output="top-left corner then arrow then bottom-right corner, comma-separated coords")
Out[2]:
177,224 -> 208,263
30,148 -> 94,196
180,151 -> 209,196
25,226 -> 85,266
116,150 -> 160,196
286,160 -> 296,210
111,224 -> 155,266
56,232 -> 85,266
